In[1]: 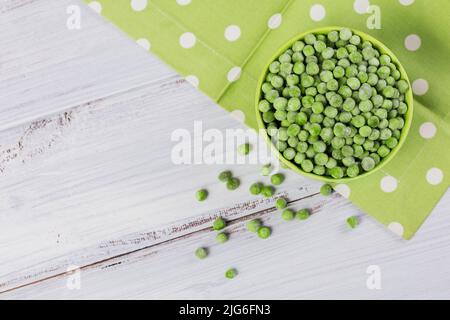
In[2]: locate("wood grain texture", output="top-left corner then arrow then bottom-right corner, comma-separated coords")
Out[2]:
0,0 -> 449,299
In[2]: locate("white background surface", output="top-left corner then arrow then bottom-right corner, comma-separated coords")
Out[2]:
0,0 -> 449,299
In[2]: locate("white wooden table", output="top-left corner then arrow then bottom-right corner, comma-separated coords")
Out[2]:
1,0 -> 449,300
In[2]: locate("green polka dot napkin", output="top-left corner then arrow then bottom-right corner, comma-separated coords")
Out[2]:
85,0 -> 449,239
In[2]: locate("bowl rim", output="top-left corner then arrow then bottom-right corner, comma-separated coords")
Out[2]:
255,26 -> 414,183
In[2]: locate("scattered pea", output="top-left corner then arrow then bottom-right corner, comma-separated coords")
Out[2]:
270,173 -> 285,185
281,209 -> 295,221
257,226 -> 272,239
216,232 -> 229,244
225,268 -> 237,279
261,185 -> 275,198
249,182 -> 263,195
196,189 -> 208,201
275,197 -> 288,209
247,219 -> 262,233
218,170 -> 232,182
296,208 -> 310,220
195,247 -> 208,259
320,184 -> 333,196
226,177 -> 240,190
258,28 -> 409,179
212,217 -> 226,231
346,216 -> 359,229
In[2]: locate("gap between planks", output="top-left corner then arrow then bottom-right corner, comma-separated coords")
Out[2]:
0,190 -> 322,295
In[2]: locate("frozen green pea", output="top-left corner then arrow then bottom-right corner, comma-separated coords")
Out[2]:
347,77 -> 361,90
326,79 -> 339,91
333,123 -> 347,137
238,143 -> 251,155
288,136 -> 299,147
339,28 -> 352,41
301,159 -> 314,172
339,111 -> 353,123
359,125 -> 372,138
321,47 -> 335,59
293,40 -> 305,52
213,217 -> 226,231
271,173 -> 285,185
261,164 -> 272,176
247,219 -> 262,233
338,58 -> 350,68
350,34 -> 361,45
331,136 -> 345,149
359,83 -> 372,100
258,100 -> 270,112
313,165 -> 326,175
216,232 -> 228,244
296,141 -> 308,153
218,170 -> 232,182
249,182 -> 263,195
323,116 -> 336,128
368,128 -> 380,140
281,209 -> 295,221
196,189 -> 208,202
333,66 -> 345,79
377,66 -> 390,79
313,141 -> 327,153
261,185 -> 274,198
296,112 -> 308,125
308,123 -> 322,136
328,93 -> 343,107
303,44 -> 315,57
294,152 -> 306,164
195,247 -> 208,259
306,62 -> 320,75
380,128 -> 392,140
326,157 -> 337,169
271,75 -> 284,88
225,268 -> 237,279
320,183 -> 333,196
269,61 -> 280,73
261,83 -> 273,93
280,62 -> 293,75
377,145 -> 390,158
314,152 -> 329,166
293,62 -> 305,74
322,59 -> 336,70
346,216 -> 359,229
329,166 -> 344,179
275,197 -> 287,209
283,148 -> 296,160
342,156 -> 355,167
287,124 -> 301,137
385,137 -> 398,149
295,208 -> 309,220
257,226 -> 271,239
396,79 -> 409,93
312,101 -> 324,114
226,177 -> 240,190
331,149 -> 343,160
349,51 -> 363,64
346,165 -> 360,177
359,100 -> 373,112
361,156 -> 375,171
341,145 -> 354,157
309,113 -> 323,123
320,127 -> 334,142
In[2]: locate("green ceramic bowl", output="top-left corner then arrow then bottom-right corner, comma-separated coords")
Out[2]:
255,26 -> 414,183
